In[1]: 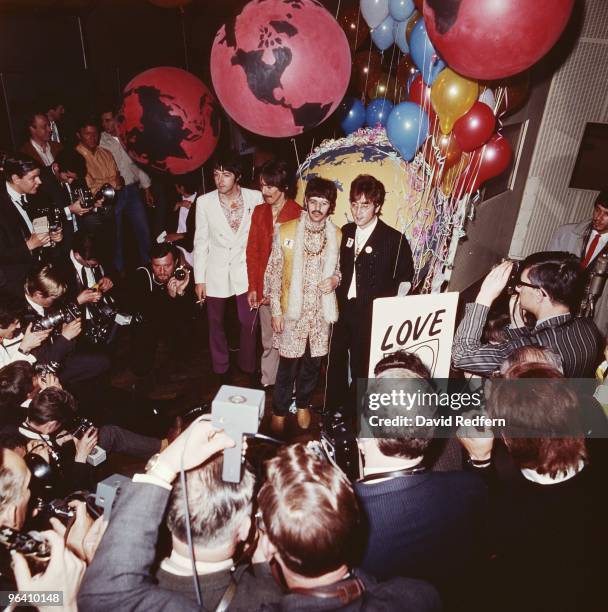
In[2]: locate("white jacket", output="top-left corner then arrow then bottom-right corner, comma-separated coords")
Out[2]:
193,188 -> 262,297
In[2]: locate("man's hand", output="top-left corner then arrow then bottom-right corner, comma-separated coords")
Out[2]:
49,227 -> 63,244
12,530 -> 85,612
166,277 -> 179,298
457,434 -> 494,462
476,261 -> 513,308
143,187 -> 154,208
74,427 -> 98,463
68,198 -> 91,217
195,282 -> 206,302
19,322 -> 52,353
96,276 -> 113,293
272,315 -> 284,334
61,317 -> 82,340
157,420 -> 234,478
319,275 -> 339,294
175,269 -> 190,296
77,288 -> 101,305
174,199 -> 192,211
26,232 -> 50,250
248,290 -> 259,309
37,372 -> 62,391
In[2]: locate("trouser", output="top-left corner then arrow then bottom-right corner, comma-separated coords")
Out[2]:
326,299 -> 372,414
272,342 -> 322,416
259,304 -> 279,386
114,183 -> 151,271
79,210 -> 115,270
98,424 -> 160,459
206,293 -> 257,374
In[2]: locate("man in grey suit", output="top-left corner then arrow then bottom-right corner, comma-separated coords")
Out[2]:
548,191 -> 608,338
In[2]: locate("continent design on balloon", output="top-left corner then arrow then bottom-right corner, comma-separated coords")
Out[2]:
211,0 -> 350,137
117,67 -> 220,174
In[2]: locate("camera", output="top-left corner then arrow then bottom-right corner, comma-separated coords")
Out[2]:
69,416 -> 95,440
173,265 -> 187,281
31,302 -> 81,332
34,361 -> 60,383
211,385 -> 265,483
506,259 -> 522,295
0,527 -> 50,576
313,412 -> 360,481
72,180 -> 116,212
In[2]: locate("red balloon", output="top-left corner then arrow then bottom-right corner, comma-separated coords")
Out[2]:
453,102 -> 496,152
455,133 -> 512,194
117,67 -> 220,175
408,73 -> 437,128
211,0 -> 351,137
148,0 -> 192,7
423,0 -> 575,79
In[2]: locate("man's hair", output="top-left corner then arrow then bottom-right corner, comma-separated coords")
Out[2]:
594,190 -> 607,209
175,171 -> 201,195
150,242 -> 179,262
259,159 -> 291,195
28,387 -> 77,427
0,361 -> 34,410
43,97 -> 64,114
499,346 -> 564,376
167,455 -> 255,549
374,350 -> 431,379
2,154 -> 40,182
0,449 -> 28,512
55,149 -> 86,177
482,312 -> 511,344
520,251 -> 582,308
488,364 -> 586,478
72,232 -> 100,261
258,443 -> 360,577
304,177 -> 337,215
213,154 -> 243,183
0,293 -> 24,328
24,111 -> 48,130
76,114 -> 100,132
25,264 -> 67,299
349,174 -> 385,210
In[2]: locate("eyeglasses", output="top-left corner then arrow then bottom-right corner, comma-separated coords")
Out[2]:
516,280 -> 542,290
350,201 -> 375,212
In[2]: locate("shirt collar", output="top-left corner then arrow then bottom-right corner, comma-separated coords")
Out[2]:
355,216 -> 378,240
534,312 -> 571,329
70,250 -> 84,275
25,294 -> 44,316
521,460 -> 584,485
31,139 -> 49,154
160,549 -> 233,577
6,182 -> 24,205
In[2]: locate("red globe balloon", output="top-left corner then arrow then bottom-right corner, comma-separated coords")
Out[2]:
455,133 -> 512,194
453,102 -> 496,152
210,0 -> 351,137
117,67 -> 220,175
423,0 -> 575,80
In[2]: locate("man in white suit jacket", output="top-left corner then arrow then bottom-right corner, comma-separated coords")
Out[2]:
193,156 -> 262,380
548,191 -> 608,338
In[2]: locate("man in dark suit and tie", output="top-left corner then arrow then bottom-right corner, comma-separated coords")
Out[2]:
0,155 -> 63,296
326,174 -> 414,415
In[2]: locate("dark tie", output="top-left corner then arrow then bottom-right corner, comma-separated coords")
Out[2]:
14,197 -> 31,238
80,266 -> 89,289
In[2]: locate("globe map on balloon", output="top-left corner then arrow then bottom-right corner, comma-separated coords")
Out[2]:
117,67 -> 220,174
211,0 -> 351,137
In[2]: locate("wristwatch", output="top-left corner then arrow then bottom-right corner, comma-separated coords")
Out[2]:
145,453 -> 177,484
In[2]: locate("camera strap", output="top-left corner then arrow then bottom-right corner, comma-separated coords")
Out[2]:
358,465 -> 427,483
213,563 -> 250,612
289,574 -> 366,605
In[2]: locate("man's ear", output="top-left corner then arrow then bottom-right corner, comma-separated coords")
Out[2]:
51,162 -> 59,174
260,532 -> 277,561
236,515 -> 251,543
0,505 -> 19,530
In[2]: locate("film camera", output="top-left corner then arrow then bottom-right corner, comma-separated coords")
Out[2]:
71,180 -> 115,213
506,260 -> 522,295
69,416 -> 106,466
0,527 -> 50,576
173,266 -> 187,281
31,302 -> 81,332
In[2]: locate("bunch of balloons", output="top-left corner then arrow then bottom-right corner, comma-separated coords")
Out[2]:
338,96 -> 395,133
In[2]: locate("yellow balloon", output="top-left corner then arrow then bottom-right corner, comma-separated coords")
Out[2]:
431,68 -> 479,135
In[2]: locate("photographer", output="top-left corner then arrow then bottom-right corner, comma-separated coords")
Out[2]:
23,264 -> 110,385
452,252 -> 604,377
79,422 -> 283,610
127,243 -> 192,385
18,387 -> 162,496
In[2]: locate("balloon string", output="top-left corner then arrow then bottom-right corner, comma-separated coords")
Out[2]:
291,138 -> 302,179
387,44 -> 396,101
354,3 -> 362,50
363,37 -> 373,103
335,0 -> 342,19
179,6 -> 189,71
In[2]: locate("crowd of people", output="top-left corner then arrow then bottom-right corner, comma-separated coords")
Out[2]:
0,101 -> 606,611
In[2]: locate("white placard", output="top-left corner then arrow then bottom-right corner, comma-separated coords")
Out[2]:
368,292 -> 460,378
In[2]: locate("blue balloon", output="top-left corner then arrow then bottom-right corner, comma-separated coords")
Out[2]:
393,19 -> 409,54
338,97 -> 366,134
371,15 -> 395,51
410,19 -> 446,85
366,98 -> 395,128
389,0 -> 415,22
386,101 -> 429,161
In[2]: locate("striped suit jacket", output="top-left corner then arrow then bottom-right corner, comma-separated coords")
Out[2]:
452,302 -> 604,377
